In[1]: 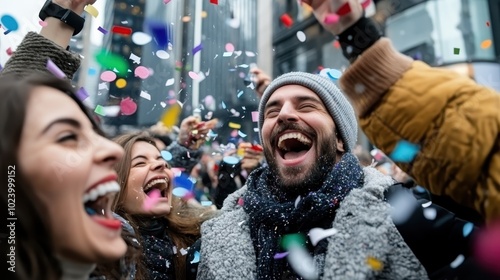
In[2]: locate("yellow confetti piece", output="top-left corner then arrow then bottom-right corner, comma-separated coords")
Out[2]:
366,256 -> 383,271
228,122 -> 241,129
481,39 -> 492,49
161,103 -> 182,129
116,78 -> 127,89
84,4 -> 99,18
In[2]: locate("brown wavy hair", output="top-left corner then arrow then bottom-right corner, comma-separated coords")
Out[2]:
0,73 -> 104,280
111,132 -> 215,279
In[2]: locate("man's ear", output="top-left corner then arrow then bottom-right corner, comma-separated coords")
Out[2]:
336,136 -> 345,154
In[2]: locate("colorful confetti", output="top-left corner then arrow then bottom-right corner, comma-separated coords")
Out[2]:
192,43 -> 203,55
95,49 -> 129,76
120,97 -> 138,115
308,227 -> 339,246
46,59 -> 66,79
116,78 -> 127,89
97,26 -> 108,34
423,207 -> 437,220
366,256 -> 383,271
84,4 -> 99,18
156,50 -> 170,59
273,252 -> 289,259
143,189 -> 161,211
210,0 -> 218,4
449,254 -> 464,268
389,140 -> 420,163
100,70 -> 117,82
132,32 -> 152,45
0,15 -> 19,31
324,13 -> 339,25
336,2 -> 352,16
135,66 -> 150,79
296,31 -> 306,42
161,150 -> 173,161
453,48 -> 460,55
237,197 -> 244,206
474,221 -> 500,275
225,43 -> 235,52
228,122 -> 241,129
111,25 -> 132,35
94,105 -> 106,116
190,251 -> 200,264
39,20 -> 48,27
280,13 -> 293,28
76,87 -> 89,101
462,222 -> 474,237
481,39 -> 492,49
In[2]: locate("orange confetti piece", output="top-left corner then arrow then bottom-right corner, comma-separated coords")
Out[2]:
366,256 -> 383,271
481,39 -> 492,49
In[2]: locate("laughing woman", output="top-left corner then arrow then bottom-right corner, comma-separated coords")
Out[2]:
0,73 -> 128,280
111,132 -> 215,280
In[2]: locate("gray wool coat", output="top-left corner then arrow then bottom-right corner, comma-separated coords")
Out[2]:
197,167 -> 429,279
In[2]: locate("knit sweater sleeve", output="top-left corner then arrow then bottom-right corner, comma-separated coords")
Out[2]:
339,38 -> 413,117
1,32 -> 81,79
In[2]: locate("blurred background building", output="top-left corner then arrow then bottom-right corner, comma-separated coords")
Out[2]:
1,0 -> 498,147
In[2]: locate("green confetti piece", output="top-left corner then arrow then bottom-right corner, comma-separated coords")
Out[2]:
95,49 -> 129,76
281,233 -> 306,250
94,105 -> 106,116
453,48 -> 460,55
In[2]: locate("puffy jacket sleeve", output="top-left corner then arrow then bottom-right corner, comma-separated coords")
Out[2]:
2,32 -> 81,79
340,38 -> 500,223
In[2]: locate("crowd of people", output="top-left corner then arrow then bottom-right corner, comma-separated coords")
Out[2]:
1,0 -> 499,279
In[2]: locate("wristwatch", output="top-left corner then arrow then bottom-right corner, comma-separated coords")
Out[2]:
39,0 -> 85,36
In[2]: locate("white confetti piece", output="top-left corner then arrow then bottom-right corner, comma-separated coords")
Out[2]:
245,51 -> 256,57
423,208 -> 437,220
165,78 -> 175,86
160,102 -> 167,108
140,91 -> 151,100
450,254 -> 464,268
98,83 -> 109,90
223,52 -> 233,57
296,31 -> 306,42
238,220 -> 245,226
388,190 -> 418,225
180,248 -> 188,255
421,201 -> 432,208
309,227 -> 339,246
132,32 -> 152,45
287,245 -> 319,280
156,50 -> 170,59
295,196 -> 301,208
238,130 -> 247,137
129,53 -> 141,64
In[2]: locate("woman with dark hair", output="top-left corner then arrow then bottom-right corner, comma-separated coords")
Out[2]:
0,73 -> 128,279
111,132 -> 215,280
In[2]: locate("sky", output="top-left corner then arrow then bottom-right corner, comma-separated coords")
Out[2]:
0,0 -> 105,65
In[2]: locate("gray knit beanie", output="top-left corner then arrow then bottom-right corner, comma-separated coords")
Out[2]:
258,71 -> 357,152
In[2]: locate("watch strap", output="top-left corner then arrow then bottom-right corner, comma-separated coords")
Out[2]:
39,1 -> 85,36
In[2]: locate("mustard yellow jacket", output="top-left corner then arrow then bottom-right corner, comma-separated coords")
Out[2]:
340,38 -> 500,223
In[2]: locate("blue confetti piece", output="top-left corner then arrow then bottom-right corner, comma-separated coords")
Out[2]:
237,90 -> 244,98
190,251 -> 200,264
147,20 -> 170,50
389,140 -> 420,163
98,26 -> 108,34
201,200 -> 213,206
326,69 -> 342,80
0,64 -> 3,72
161,150 -> 173,161
274,252 -> 289,259
238,130 -> 247,138
88,68 -> 97,76
462,222 -> 474,237
1,15 -> 19,31
221,101 -> 226,109
4,29 -> 12,35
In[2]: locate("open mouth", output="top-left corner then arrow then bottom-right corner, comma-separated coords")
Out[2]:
144,177 -> 170,198
83,181 -> 121,229
277,132 -> 312,160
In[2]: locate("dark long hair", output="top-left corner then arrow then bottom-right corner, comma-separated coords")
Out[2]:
0,73 -> 101,279
112,132 -> 216,280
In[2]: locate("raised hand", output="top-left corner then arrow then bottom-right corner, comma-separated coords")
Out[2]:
52,0 -> 97,15
249,67 -> 272,99
300,0 -> 364,35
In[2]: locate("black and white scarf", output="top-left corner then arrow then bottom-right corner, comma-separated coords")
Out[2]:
243,153 -> 364,279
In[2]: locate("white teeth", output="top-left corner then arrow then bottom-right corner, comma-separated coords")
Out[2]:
278,132 -> 312,151
144,178 -> 168,191
82,181 -> 120,204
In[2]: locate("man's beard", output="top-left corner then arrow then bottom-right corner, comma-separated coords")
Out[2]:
264,124 -> 338,199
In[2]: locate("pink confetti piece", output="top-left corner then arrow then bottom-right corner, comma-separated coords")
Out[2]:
143,189 -> 161,210
134,66 -> 150,79
120,97 -> 137,115
274,252 -> 289,259
100,70 -> 117,82
324,13 -> 339,24
251,111 -> 259,122
361,0 -> 372,9
188,71 -> 199,80
46,58 -> 66,79
163,0 -> 172,3
475,221 -> 500,275
225,43 -> 235,52
76,87 -> 89,101
238,197 -> 244,206
39,20 -> 48,27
